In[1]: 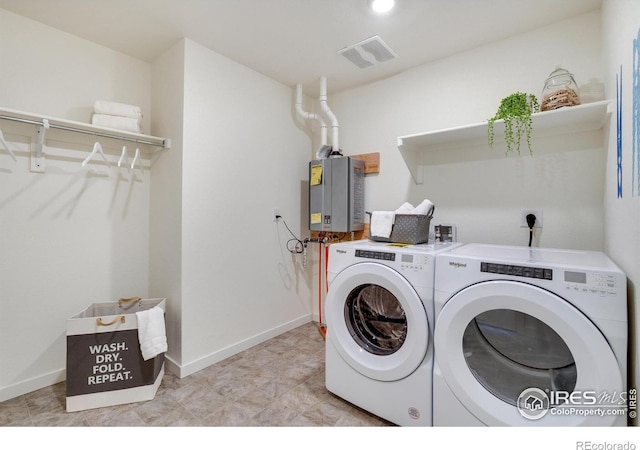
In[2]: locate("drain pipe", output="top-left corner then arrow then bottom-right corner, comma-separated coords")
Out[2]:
318,76 -> 340,155
296,83 -> 328,147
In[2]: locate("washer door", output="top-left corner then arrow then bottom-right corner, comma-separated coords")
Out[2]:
326,262 -> 429,381
435,280 -> 625,426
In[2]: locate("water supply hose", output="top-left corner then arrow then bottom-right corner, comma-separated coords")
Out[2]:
318,242 -> 323,325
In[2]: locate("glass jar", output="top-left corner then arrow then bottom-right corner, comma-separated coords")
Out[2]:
541,67 -> 581,111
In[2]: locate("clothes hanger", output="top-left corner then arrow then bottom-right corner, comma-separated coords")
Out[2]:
118,144 -> 130,171
0,128 -> 17,161
82,141 -> 110,167
130,147 -> 142,172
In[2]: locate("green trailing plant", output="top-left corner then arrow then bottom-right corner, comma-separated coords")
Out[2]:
487,92 -> 540,155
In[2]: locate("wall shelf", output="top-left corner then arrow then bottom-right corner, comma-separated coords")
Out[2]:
0,106 -> 171,173
0,106 -> 171,150
397,100 -> 611,184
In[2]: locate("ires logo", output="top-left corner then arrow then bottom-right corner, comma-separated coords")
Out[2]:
449,261 -> 467,269
517,388 -> 630,421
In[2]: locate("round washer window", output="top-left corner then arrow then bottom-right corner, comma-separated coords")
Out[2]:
463,309 -> 577,406
344,284 -> 407,355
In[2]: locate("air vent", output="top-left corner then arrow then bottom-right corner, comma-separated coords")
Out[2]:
338,35 -> 397,69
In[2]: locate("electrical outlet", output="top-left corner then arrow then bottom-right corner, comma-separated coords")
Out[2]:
273,207 -> 281,222
520,209 -> 543,228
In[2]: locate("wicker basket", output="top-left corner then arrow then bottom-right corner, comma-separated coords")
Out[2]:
367,211 -> 433,244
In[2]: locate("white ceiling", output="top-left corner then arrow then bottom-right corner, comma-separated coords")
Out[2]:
0,0 -> 602,96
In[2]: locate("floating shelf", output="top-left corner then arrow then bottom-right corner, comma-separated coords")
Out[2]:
397,100 -> 611,183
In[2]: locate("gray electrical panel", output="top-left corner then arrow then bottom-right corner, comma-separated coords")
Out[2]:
309,156 -> 365,233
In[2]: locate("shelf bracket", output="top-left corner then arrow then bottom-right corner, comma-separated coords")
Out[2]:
31,118 -> 49,173
397,137 -> 424,184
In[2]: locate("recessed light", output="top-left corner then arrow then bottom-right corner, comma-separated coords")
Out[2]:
370,0 -> 395,14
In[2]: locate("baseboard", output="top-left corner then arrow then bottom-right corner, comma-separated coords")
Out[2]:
173,314 -> 313,378
0,368 -> 66,403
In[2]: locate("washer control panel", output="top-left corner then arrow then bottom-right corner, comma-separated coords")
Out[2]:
399,253 -> 430,272
355,249 -> 395,261
354,249 -> 430,272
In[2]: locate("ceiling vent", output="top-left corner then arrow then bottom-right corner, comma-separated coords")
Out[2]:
338,35 -> 397,69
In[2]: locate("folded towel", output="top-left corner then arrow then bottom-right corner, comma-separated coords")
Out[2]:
411,199 -> 435,216
395,202 -> 414,214
92,114 -> 142,134
136,306 -> 167,361
370,211 -> 395,238
94,100 -> 143,120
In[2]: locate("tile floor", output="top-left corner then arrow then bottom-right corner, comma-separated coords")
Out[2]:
0,322 -> 392,427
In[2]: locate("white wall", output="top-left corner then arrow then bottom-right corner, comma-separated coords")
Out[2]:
0,10 -> 151,130
149,40 -> 185,369
0,6 -> 316,397
329,11 -> 605,250
602,0 -> 640,402
0,9 -> 153,400
177,39 -> 313,375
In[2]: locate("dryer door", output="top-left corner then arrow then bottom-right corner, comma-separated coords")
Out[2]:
326,262 -> 429,381
435,280 -> 625,426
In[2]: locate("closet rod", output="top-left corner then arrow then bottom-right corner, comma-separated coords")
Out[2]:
0,113 -> 169,148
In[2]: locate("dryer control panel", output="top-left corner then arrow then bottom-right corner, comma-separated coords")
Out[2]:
480,261 -> 619,296
563,270 -> 618,295
481,262 -> 553,280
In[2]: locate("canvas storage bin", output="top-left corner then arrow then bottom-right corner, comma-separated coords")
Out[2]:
66,297 -> 166,412
368,212 -> 433,245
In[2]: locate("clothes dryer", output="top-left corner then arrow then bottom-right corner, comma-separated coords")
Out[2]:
325,239 -> 462,426
433,243 -> 628,426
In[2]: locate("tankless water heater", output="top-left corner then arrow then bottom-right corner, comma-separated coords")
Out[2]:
309,156 -> 364,233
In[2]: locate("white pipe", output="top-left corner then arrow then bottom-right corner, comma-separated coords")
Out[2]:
295,83 -> 327,146
318,77 -> 339,154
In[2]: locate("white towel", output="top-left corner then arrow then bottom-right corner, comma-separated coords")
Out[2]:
94,100 -> 143,120
411,199 -> 435,216
395,202 -> 414,214
92,114 -> 142,134
136,306 -> 167,361
370,211 -> 395,238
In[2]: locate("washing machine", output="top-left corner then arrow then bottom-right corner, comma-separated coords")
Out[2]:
433,243 -> 628,426
325,239 -> 463,426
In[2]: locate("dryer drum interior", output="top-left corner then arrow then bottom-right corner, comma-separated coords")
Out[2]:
344,284 -> 408,356
463,309 -> 577,406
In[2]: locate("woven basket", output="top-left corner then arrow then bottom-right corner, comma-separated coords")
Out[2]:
367,212 -> 433,244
